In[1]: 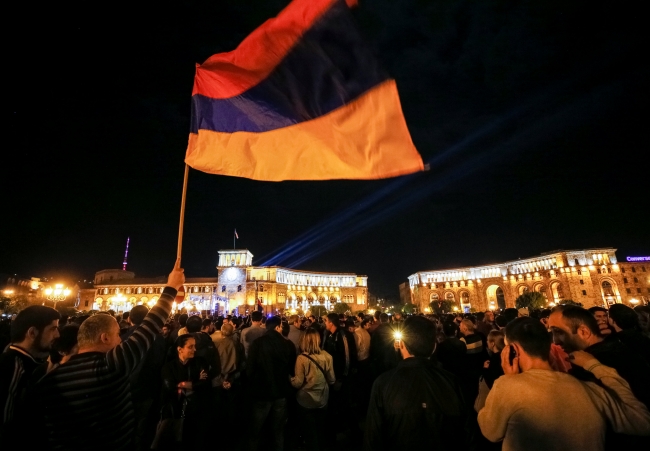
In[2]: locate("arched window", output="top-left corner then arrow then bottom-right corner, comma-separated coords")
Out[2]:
602,281 -> 615,297
551,282 -> 564,300
496,287 -> 506,310
445,292 -> 455,302
518,286 -> 529,295
430,293 -> 439,301
461,292 -> 470,304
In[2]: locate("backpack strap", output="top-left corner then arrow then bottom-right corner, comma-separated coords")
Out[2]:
302,354 -> 327,380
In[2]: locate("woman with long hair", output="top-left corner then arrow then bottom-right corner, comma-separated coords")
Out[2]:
290,327 -> 335,451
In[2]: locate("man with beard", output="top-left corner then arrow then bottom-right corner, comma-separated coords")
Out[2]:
0,305 -> 60,436
548,305 -> 650,408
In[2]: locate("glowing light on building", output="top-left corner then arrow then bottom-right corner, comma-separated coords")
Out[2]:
122,237 -> 130,271
627,256 -> 650,262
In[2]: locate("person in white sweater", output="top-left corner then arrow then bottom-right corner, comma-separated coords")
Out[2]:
477,317 -> 650,451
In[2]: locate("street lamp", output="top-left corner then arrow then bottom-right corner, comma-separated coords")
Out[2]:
44,284 -> 70,309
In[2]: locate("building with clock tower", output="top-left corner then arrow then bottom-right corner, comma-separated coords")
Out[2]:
91,249 -> 368,315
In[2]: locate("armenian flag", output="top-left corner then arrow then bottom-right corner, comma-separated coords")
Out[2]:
186,0 -> 424,181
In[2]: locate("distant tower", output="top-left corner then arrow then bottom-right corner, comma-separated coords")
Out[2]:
122,237 -> 130,271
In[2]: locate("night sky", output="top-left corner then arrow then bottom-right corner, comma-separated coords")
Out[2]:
4,0 -> 647,298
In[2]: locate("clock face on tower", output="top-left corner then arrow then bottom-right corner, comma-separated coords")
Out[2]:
226,267 -> 238,282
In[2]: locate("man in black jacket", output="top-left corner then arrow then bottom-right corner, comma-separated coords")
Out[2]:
0,305 -> 60,438
364,316 -> 476,451
322,313 -> 358,437
246,316 -> 296,451
549,305 -> 650,408
608,304 -> 650,365
121,305 -> 167,451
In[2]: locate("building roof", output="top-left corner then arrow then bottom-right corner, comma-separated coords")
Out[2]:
95,276 -> 218,286
408,248 -> 619,287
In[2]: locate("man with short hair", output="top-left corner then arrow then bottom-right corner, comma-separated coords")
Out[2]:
478,317 -> 650,450
246,316 -> 296,451
589,306 -> 612,336
323,313 -> 357,437
34,259 -> 184,451
477,311 -> 497,336
287,315 -> 302,353
0,306 -> 60,435
548,305 -> 650,407
354,317 -> 373,414
365,316 -> 475,451
119,311 -> 130,330
201,318 -> 215,335
323,313 -> 357,385
171,313 -> 188,341
118,304 -> 167,451
186,315 -> 221,380
354,318 -> 371,363
241,311 -> 266,358
608,304 -> 650,365
185,315 -> 221,447
370,313 -> 398,377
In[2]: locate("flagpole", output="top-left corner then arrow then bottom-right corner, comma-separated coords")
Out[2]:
177,164 -> 190,261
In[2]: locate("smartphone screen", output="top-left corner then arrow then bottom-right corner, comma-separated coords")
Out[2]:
509,346 -> 517,365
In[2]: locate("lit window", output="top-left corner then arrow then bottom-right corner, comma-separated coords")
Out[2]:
602,281 -> 615,297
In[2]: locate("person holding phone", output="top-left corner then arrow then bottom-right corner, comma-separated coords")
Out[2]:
157,334 -> 211,449
477,317 -> 650,451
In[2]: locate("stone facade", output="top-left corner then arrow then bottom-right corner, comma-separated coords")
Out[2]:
407,248 -> 649,313
92,249 -> 368,315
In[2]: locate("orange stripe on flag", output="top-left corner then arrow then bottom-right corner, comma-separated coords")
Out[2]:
185,80 -> 424,181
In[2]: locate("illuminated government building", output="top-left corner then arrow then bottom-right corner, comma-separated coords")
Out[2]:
91,249 -> 368,315
406,248 -> 650,313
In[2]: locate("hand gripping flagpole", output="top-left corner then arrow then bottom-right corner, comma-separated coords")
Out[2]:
177,164 -> 190,261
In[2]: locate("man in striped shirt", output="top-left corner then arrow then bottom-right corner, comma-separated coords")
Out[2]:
0,305 -> 60,437
34,259 -> 184,451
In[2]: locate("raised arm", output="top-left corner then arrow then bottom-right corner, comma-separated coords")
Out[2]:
108,259 -> 184,373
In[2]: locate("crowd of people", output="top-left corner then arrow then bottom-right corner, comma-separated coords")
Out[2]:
1,259 -> 650,451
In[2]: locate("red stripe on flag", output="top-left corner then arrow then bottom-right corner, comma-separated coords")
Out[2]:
193,0 -> 356,100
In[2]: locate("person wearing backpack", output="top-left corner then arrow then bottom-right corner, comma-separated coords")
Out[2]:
291,327 -> 336,451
